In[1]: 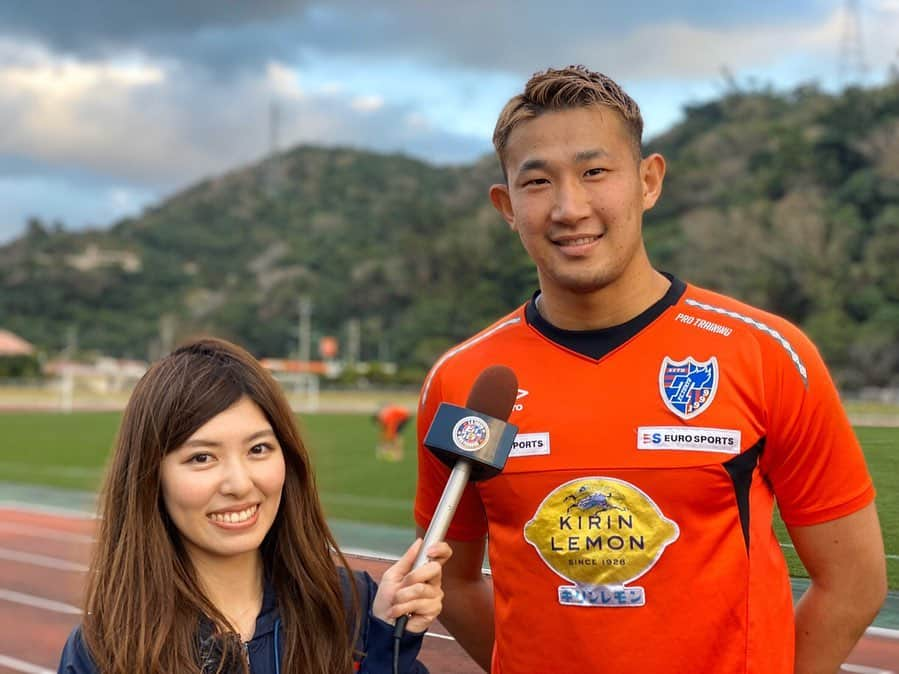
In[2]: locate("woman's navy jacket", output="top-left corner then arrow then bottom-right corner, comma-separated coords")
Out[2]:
57,569 -> 428,673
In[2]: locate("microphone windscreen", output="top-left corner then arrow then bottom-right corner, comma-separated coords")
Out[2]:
465,365 -> 518,421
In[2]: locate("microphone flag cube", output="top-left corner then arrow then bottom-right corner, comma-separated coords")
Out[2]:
424,402 -> 519,482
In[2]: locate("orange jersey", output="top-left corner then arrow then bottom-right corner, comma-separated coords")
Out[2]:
414,279 -> 874,674
377,405 -> 411,439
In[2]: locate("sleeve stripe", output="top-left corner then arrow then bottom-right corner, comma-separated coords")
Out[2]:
420,317 -> 522,407
684,298 -> 808,387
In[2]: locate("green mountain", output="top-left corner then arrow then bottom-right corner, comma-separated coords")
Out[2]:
0,148 -> 535,376
643,81 -> 899,388
2,80 -> 898,387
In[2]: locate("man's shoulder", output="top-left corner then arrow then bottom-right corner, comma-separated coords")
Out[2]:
428,306 -> 527,374
680,283 -> 806,341
466,304 -> 525,341
679,282 -> 821,385
419,305 -> 528,407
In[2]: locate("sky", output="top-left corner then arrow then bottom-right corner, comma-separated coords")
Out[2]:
1,0 -> 899,243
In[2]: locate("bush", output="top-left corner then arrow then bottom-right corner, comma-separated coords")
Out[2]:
0,355 -> 41,378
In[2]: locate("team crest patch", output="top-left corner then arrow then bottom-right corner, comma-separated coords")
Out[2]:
524,477 -> 679,607
659,356 -> 718,420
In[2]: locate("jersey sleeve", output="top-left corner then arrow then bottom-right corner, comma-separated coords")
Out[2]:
413,363 -> 489,541
759,320 -> 875,527
352,570 -> 427,674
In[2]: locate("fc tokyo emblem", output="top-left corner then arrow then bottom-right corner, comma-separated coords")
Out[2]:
659,356 -> 719,420
452,416 -> 490,452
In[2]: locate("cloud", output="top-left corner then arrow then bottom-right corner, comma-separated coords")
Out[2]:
2,53 -> 164,96
581,16 -> 842,81
4,3 -> 895,92
0,173 -> 157,243
3,0 -> 899,243
0,43 -> 189,184
351,95 -> 385,112
0,1 -> 304,53
0,33 -> 490,242
0,2 -> 841,78
266,61 -> 304,100
0,39 -> 481,185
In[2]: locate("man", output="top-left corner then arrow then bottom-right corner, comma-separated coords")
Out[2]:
375,403 -> 412,461
413,65 -> 886,673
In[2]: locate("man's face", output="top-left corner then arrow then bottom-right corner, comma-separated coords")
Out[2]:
491,106 -> 663,300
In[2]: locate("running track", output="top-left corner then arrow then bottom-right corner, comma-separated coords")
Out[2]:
0,506 -> 896,674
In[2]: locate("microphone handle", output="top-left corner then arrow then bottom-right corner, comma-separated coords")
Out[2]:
394,459 -> 472,638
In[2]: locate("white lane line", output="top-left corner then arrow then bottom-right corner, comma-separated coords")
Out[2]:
0,654 -> 56,674
866,626 -> 899,640
0,522 -> 94,544
0,501 -> 96,519
841,665 -> 893,673
342,546 -> 400,561
0,579 -> 448,643
0,588 -> 81,615
0,547 -> 88,572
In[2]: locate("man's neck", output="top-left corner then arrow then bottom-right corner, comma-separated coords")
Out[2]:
536,266 -> 671,331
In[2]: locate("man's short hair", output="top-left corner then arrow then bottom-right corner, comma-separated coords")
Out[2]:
493,65 -> 644,176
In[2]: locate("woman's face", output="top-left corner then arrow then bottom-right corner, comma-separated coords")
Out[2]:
160,396 -> 286,566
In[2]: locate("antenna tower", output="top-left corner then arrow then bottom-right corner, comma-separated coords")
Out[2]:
838,0 -> 868,86
269,100 -> 280,157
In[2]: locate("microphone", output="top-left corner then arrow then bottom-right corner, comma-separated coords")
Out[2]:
393,365 -> 519,645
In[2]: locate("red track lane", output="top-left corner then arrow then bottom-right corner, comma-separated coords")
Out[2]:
0,507 -> 896,674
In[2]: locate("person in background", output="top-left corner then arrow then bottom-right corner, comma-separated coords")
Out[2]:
59,337 -> 450,674
414,65 -> 886,673
375,403 -> 412,462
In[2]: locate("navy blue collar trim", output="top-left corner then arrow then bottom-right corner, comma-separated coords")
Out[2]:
525,273 -> 686,360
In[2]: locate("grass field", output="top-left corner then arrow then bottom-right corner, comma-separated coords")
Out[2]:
774,426 -> 899,588
0,411 -> 896,588
0,410 -> 420,525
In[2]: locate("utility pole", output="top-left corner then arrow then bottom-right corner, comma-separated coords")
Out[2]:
297,296 -> 312,364
270,100 -> 280,158
159,314 -> 176,355
371,316 -> 389,363
346,318 -> 361,366
60,325 -> 78,414
63,325 -> 78,359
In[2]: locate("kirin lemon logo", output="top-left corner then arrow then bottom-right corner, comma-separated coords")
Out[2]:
524,477 -> 679,607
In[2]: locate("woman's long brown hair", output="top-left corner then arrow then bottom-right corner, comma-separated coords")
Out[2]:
82,338 -> 359,673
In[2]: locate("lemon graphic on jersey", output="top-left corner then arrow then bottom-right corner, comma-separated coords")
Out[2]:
524,477 -> 679,607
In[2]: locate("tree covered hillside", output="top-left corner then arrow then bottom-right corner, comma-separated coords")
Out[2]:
1,80 -> 897,387
645,81 -> 899,388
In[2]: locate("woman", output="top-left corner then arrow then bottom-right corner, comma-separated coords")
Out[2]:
58,338 -> 450,673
